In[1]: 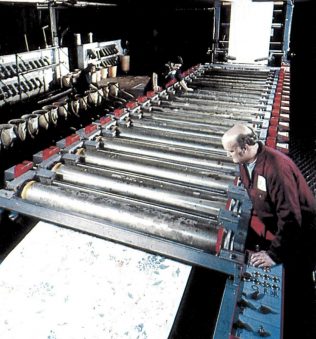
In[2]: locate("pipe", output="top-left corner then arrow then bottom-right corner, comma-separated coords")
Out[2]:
88,32 -> 93,43
183,90 -> 264,102
42,25 -> 49,48
131,120 -> 224,143
118,126 -> 226,153
189,82 -> 268,95
24,34 -> 29,52
138,116 -> 231,135
204,68 -> 271,77
99,137 -> 234,173
179,92 -> 261,105
166,96 -> 261,110
60,27 -> 69,46
37,88 -> 73,105
150,107 -> 257,123
53,163 -> 224,217
145,110 -> 254,127
194,76 -> 269,85
20,181 -> 225,252
152,103 -> 259,122
159,100 -> 260,116
196,72 -> 272,82
202,71 -> 271,79
81,149 -> 233,193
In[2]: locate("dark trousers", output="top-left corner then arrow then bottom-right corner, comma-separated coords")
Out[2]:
283,262 -> 315,339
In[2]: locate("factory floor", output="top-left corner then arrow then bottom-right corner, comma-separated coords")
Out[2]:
99,74 -> 150,97
169,267 -> 227,338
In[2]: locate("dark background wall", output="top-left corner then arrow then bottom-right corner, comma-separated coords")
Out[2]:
0,1 -> 214,72
0,0 -> 315,137
290,0 -> 316,140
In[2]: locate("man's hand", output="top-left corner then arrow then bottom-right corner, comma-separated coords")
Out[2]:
250,251 -> 276,268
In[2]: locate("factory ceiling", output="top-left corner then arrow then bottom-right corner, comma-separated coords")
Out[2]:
0,0 -> 310,9
0,0 -> 216,7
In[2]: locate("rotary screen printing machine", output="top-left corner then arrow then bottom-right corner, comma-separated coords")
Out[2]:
0,61 -> 290,338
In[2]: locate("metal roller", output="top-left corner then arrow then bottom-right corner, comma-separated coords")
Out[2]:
204,68 -> 272,79
159,100 -> 261,115
168,96 -> 263,110
203,69 -> 270,75
100,136 -> 235,172
150,108 -> 258,123
131,119 -> 223,143
100,135 -> 229,159
118,126 -> 226,153
201,73 -> 270,80
190,81 -> 269,95
53,163 -> 225,217
177,92 -> 262,105
120,124 -> 222,145
81,149 -> 233,192
195,75 -> 271,85
131,117 -> 228,136
205,66 -> 271,73
75,162 -> 229,204
191,80 -> 270,89
173,91 -> 266,105
20,181 -> 230,252
190,79 -> 272,91
202,74 -> 273,82
144,111 -> 254,128
186,88 -> 267,101
192,74 -> 271,84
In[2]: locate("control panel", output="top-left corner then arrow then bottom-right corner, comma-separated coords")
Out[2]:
233,264 -> 283,338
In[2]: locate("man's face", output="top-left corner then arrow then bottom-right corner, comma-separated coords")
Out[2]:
222,140 -> 247,164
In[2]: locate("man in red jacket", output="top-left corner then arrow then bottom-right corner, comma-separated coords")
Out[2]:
222,123 -> 316,338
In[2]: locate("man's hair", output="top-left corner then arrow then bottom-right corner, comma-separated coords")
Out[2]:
168,56 -> 183,66
176,56 -> 183,64
87,63 -> 96,71
236,126 -> 258,149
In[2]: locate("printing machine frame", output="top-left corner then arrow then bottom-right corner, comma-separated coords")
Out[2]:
0,178 -> 250,339
0,103 -> 283,337
0,0 -> 295,335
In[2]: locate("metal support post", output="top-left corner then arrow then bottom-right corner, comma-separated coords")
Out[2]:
212,0 -> 221,63
282,0 -> 294,63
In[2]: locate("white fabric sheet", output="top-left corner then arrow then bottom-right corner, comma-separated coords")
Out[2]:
0,221 -> 191,339
228,0 -> 274,64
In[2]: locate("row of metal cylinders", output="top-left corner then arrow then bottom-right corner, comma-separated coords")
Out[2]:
94,45 -> 118,59
0,86 -> 111,150
0,78 -> 43,99
0,57 -> 50,79
100,56 -> 118,67
0,110 -> 55,150
0,103 -> 67,149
